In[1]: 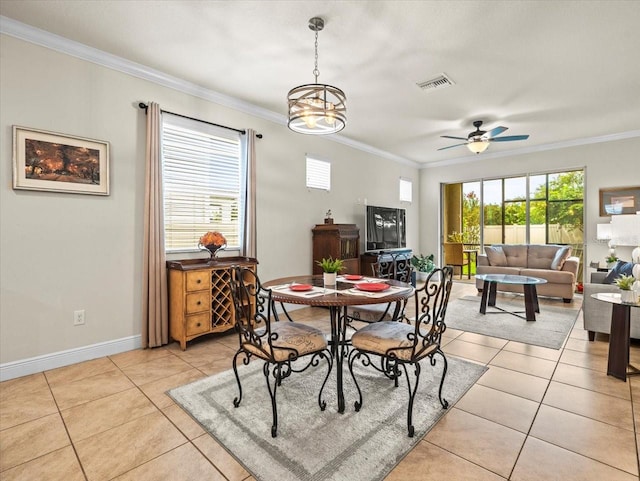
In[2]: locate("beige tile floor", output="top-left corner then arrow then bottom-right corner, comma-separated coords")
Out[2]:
1,282 -> 639,480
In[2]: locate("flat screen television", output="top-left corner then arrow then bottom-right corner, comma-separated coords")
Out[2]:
365,205 -> 406,251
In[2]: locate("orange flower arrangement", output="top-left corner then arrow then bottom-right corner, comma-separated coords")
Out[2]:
199,231 -> 226,247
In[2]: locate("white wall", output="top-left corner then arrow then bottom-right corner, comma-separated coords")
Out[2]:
419,137 -> 640,278
0,35 -> 420,367
2,32 -> 638,374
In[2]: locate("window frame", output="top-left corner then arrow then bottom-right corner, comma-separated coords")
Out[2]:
399,177 -> 413,203
161,113 -> 246,253
306,155 -> 331,191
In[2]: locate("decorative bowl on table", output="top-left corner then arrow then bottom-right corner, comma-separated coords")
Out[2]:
198,231 -> 227,259
199,243 -> 226,259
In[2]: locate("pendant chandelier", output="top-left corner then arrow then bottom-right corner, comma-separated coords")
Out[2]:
287,17 -> 346,135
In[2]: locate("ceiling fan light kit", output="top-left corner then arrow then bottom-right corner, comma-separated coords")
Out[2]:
287,17 -> 346,135
439,120 -> 530,154
467,140 -> 490,154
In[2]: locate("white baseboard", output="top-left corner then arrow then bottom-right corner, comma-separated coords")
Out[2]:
0,335 -> 142,382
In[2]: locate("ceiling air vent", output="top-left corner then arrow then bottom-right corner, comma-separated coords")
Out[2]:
416,73 -> 455,92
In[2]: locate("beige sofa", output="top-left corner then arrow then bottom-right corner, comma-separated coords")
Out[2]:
475,244 -> 579,302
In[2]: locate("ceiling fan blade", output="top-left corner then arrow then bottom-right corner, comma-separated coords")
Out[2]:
437,143 -> 467,151
490,135 -> 530,142
484,126 -> 508,138
440,135 -> 468,140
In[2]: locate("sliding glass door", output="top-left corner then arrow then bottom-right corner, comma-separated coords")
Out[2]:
442,169 -> 584,279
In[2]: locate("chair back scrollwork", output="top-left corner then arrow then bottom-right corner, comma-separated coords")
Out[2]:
230,267 -> 297,363
410,266 -> 454,360
371,252 -> 413,283
229,266 -> 333,438
348,265 -> 454,436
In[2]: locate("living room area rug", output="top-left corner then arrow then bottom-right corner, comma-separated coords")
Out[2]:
445,294 -> 582,349
168,355 -> 486,481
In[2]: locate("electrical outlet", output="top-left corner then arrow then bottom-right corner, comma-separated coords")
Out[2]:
73,310 -> 85,326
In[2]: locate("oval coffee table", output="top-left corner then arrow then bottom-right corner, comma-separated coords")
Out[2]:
476,274 -> 547,322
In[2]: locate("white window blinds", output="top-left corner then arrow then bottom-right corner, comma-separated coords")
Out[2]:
306,155 -> 331,191
162,114 -> 244,251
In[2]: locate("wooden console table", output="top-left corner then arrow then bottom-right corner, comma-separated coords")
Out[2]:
167,257 -> 258,350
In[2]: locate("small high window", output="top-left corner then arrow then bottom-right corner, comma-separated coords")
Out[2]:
306,156 -> 331,191
399,178 -> 412,203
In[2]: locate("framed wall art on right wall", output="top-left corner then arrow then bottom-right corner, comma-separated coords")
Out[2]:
599,186 -> 640,216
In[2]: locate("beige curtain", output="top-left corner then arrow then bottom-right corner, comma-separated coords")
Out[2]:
242,129 -> 257,258
142,102 -> 168,348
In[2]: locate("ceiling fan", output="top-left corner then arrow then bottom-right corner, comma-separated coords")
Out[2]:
438,120 -> 530,154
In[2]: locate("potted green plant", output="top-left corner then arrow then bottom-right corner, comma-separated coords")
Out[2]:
411,254 -> 435,281
615,274 -> 638,303
316,257 -> 345,285
605,254 -> 619,269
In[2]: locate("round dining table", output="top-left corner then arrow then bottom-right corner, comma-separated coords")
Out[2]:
264,275 -> 414,413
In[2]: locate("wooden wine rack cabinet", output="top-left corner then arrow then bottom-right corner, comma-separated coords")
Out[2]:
167,257 -> 258,350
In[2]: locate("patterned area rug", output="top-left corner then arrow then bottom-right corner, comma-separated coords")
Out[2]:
445,294 -> 581,349
169,355 -> 486,481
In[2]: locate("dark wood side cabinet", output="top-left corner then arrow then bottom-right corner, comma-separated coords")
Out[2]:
312,224 -> 360,275
167,257 -> 258,350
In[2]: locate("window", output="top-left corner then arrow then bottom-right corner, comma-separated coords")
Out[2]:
399,178 -> 412,203
162,114 -> 245,251
306,155 -> 331,191
446,169 -> 584,275
477,171 -> 584,246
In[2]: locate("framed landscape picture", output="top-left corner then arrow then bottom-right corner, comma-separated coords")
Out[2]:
13,126 -> 110,195
599,186 -> 640,216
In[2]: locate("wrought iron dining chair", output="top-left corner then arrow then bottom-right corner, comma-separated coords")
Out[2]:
346,253 -> 413,325
374,254 -> 413,284
229,267 -> 333,437
347,266 -> 454,437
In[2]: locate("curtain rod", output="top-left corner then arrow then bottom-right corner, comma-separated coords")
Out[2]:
138,103 -> 262,138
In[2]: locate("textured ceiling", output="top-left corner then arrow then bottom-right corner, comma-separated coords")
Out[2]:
1,0 -> 639,165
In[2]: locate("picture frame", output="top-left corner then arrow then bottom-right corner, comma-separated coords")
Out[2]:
599,186 -> 640,216
13,126 -> 110,195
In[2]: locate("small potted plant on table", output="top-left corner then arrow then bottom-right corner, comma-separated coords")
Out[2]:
605,253 -> 619,269
615,274 -> 638,304
411,253 -> 435,282
316,257 -> 345,286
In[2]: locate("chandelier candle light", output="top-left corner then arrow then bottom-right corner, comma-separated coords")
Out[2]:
287,17 -> 346,135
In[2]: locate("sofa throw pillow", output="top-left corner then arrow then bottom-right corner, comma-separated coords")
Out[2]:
528,245 -> 561,269
603,260 -> 635,284
485,246 -> 508,267
502,245 -> 528,267
550,246 -> 572,270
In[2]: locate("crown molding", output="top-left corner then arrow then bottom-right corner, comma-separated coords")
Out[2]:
0,16 -> 283,123
1,16 -> 420,168
2,16 -> 636,171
